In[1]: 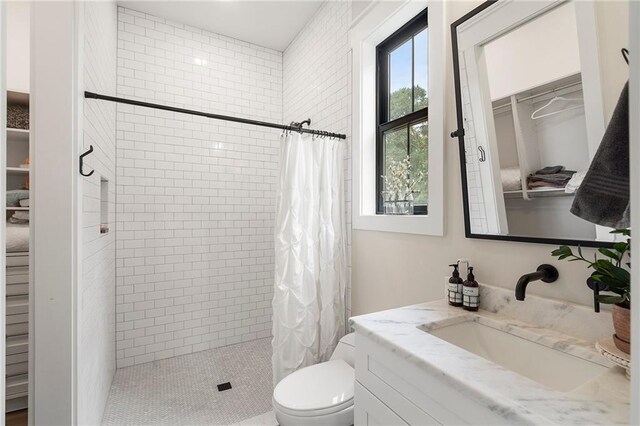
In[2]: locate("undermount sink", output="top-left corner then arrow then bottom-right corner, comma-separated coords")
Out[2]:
423,317 -> 608,393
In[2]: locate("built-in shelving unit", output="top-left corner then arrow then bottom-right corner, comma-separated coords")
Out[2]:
489,73 -> 595,240
6,167 -> 29,174
5,89 -> 30,413
6,89 -> 30,207
503,187 -> 575,199
492,73 -> 586,199
6,128 -> 29,142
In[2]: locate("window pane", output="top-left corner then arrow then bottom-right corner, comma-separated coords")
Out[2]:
410,121 -> 428,205
389,39 -> 413,121
383,127 -> 408,179
383,127 -> 408,202
414,29 -> 428,111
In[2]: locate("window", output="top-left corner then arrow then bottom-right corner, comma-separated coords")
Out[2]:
376,9 -> 428,215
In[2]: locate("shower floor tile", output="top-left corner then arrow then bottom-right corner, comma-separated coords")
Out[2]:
102,338 -> 274,425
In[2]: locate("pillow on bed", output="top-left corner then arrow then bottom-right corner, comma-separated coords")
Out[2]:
6,190 -> 29,207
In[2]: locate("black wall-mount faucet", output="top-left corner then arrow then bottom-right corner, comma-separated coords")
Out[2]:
515,264 -> 559,301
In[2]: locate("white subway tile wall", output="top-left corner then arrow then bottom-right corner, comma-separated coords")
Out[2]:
115,7 -> 282,367
80,1 -> 118,423
283,1 -> 353,319
457,52 -> 489,234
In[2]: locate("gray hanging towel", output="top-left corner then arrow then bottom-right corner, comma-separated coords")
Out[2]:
571,81 -> 629,228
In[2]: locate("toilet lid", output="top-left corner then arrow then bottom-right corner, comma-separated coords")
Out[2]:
274,359 -> 355,413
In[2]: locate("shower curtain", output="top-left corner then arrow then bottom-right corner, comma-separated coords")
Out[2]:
272,132 -> 348,384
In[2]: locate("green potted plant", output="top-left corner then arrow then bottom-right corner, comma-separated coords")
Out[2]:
551,229 -> 631,354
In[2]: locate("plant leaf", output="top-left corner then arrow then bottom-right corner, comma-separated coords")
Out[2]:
551,246 -> 573,258
611,228 -> 631,237
614,242 -> 629,253
598,248 -> 621,262
597,294 -> 625,304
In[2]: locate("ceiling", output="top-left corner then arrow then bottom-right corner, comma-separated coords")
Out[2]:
117,1 -> 325,51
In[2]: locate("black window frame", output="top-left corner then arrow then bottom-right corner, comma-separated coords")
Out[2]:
376,8 -> 428,215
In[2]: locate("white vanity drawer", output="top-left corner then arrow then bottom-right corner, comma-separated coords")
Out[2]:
355,332 -> 510,425
355,382 -> 408,426
356,345 -> 443,425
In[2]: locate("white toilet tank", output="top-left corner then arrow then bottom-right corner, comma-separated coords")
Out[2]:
329,333 -> 355,367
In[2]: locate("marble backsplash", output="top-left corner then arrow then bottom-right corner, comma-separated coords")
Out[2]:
446,280 -> 615,343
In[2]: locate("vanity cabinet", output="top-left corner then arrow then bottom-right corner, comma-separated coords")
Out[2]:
355,383 -> 409,425
354,332 -> 510,425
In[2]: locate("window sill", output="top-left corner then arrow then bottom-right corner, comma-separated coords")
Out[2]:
354,214 -> 443,236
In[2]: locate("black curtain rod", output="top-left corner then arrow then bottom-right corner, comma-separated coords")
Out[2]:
84,91 -> 347,140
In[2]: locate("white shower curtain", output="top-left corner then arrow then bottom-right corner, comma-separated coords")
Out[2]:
272,132 -> 348,384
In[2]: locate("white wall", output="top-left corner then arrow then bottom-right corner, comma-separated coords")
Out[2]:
351,0 -> 628,315
6,0 -> 29,92
282,1 -> 352,319
31,2 -> 78,422
595,0 -> 629,121
79,1 -> 117,423
115,7 -> 280,367
484,1 -> 580,100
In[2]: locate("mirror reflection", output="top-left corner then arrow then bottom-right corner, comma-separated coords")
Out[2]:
454,0 -> 629,244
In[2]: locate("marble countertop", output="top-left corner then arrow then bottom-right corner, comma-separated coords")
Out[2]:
350,288 -> 630,425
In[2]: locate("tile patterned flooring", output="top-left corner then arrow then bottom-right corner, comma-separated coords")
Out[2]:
102,338 -> 277,425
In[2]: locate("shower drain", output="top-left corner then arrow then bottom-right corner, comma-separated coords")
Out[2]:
217,382 -> 232,392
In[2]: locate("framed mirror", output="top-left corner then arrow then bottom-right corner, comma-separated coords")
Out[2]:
451,0 -> 628,247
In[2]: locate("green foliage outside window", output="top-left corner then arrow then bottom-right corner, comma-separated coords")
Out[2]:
384,85 -> 428,205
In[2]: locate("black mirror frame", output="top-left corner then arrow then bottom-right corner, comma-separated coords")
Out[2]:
450,0 -> 614,249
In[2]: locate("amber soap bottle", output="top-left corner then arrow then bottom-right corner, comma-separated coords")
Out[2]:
462,267 -> 479,311
448,264 -> 463,307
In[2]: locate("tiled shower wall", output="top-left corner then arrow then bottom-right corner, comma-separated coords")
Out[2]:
283,1 -> 353,319
115,7 -> 281,367
80,0 -> 117,422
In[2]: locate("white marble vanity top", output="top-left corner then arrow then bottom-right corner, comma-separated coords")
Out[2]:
350,284 -> 630,425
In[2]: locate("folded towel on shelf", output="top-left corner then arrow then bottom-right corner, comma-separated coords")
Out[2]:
501,167 -> 522,191
529,181 -> 567,189
565,171 -> 586,194
9,210 -> 29,224
6,222 -> 29,253
527,166 -> 575,189
19,198 -> 29,207
571,82 -> 629,228
6,189 -> 29,207
535,165 -> 565,175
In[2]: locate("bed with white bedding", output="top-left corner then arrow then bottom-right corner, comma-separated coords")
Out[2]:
6,222 -> 29,253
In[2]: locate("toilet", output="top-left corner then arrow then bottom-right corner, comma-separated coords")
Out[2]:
273,333 -> 355,426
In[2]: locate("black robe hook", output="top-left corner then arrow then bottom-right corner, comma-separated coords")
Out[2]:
622,48 -> 629,65
80,145 -> 95,177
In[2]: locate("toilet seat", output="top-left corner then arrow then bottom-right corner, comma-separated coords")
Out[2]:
273,359 -> 355,417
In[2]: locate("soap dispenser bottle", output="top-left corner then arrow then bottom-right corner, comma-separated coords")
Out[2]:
462,267 -> 479,311
448,264 -> 463,307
